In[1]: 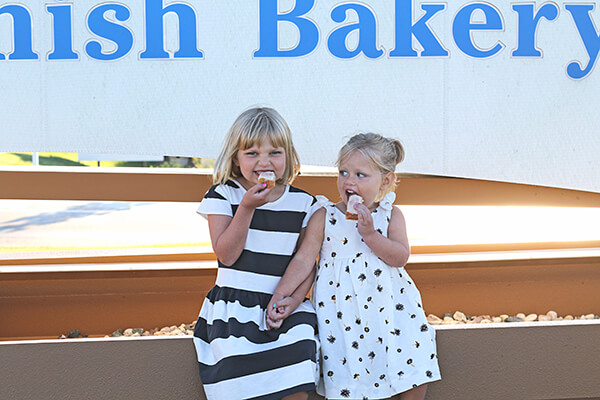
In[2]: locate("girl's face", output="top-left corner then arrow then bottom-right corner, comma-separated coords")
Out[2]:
337,151 -> 393,211
234,140 -> 286,187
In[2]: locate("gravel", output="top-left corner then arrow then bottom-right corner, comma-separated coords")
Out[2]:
57,311 -> 600,339
427,311 -> 599,325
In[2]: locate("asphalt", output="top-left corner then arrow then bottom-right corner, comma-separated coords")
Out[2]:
0,199 -> 210,251
1,199 -> 599,258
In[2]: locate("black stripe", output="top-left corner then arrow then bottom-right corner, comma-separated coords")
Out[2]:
288,185 -> 314,198
221,250 -> 292,276
203,184 -> 226,200
225,180 -> 239,188
231,206 -> 306,233
204,285 -> 272,308
198,339 -> 317,384
246,383 -> 316,400
193,310 -> 317,343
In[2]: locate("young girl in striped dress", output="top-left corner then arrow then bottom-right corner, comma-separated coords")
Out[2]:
193,107 -> 320,400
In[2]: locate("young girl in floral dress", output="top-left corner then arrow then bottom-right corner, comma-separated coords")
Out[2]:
268,133 -> 441,400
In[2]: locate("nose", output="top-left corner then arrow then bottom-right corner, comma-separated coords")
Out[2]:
345,174 -> 357,185
258,153 -> 270,166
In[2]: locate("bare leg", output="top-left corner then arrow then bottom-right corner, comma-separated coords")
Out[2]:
281,391 -> 308,400
399,384 -> 427,400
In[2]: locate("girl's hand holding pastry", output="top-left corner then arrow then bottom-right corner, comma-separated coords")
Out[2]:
355,202 -> 376,238
240,183 -> 271,209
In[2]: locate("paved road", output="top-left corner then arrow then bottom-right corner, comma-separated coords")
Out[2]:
1,199 -> 599,255
0,200 -> 210,250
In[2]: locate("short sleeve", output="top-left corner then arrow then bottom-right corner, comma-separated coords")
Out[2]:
379,192 -> 396,211
196,184 -> 233,219
301,194 -> 324,228
315,195 -> 331,208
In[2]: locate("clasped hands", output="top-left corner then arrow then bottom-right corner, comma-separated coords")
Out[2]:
266,293 -> 302,330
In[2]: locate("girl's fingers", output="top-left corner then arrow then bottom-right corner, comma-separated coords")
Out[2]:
268,318 -> 283,329
266,315 -> 282,330
268,306 -> 287,321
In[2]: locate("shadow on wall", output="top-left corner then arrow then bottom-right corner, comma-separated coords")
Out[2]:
0,202 -> 152,233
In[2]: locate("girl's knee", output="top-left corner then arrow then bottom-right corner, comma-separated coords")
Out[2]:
281,391 -> 309,400
399,384 -> 428,400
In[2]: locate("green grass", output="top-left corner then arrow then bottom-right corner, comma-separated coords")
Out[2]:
0,152 -> 119,167
0,153 -> 215,168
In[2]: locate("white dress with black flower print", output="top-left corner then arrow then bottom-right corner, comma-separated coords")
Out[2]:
312,193 -> 441,400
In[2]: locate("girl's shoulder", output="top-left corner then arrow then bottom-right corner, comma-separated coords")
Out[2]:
286,185 -> 319,209
205,179 -> 242,199
288,184 -> 314,197
315,195 -> 333,208
197,180 -> 242,218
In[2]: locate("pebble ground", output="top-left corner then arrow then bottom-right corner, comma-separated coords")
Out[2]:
57,311 -> 600,339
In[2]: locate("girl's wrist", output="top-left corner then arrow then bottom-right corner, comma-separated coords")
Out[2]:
290,293 -> 303,302
238,202 -> 256,213
360,228 -> 378,244
272,290 -> 288,299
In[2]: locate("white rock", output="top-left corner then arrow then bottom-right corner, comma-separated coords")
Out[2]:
453,311 -> 467,322
525,313 -> 538,322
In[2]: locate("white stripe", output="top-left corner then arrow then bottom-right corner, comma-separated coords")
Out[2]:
263,190 -> 313,212
294,300 -> 317,314
215,268 -> 280,294
194,323 -> 316,365
199,297 -> 264,326
245,229 -> 298,255
197,197 -> 232,217
199,294 -> 315,328
220,183 -> 313,213
202,359 -> 316,399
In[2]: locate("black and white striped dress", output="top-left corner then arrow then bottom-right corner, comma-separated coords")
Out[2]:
193,179 -> 320,400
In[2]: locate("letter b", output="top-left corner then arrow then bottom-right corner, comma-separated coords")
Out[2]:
254,0 -> 319,57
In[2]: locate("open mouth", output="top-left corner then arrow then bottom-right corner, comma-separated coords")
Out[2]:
255,170 -> 273,176
345,189 -> 359,201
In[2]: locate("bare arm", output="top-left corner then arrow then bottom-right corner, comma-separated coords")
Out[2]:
267,267 -> 316,328
356,204 -> 410,267
208,184 -> 272,266
271,207 -> 325,298
290,267 -> 316,301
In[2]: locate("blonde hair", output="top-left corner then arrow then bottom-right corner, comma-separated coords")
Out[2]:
336,133 -> 405,200
213,107 -> 300,185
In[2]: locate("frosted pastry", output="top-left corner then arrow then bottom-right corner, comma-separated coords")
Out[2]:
345,195 -> 363,220
258,171 -> 276,188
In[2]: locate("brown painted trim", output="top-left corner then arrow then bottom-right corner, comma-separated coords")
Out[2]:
2,252 -> 599,341
2,166 -> 600,206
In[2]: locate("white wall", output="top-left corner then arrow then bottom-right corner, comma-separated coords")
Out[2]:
2,0 -> 600,192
